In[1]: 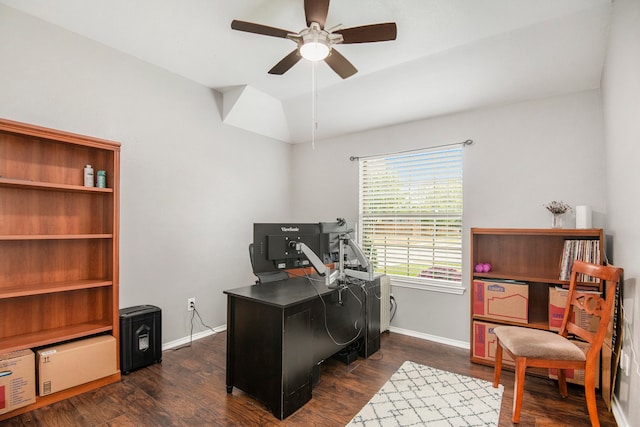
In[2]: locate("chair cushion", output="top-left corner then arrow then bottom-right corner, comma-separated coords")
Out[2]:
493,326 -> 587,361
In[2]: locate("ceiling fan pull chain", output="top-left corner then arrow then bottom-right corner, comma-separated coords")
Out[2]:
312,61 -> 317,149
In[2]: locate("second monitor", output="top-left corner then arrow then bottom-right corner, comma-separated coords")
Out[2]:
252,223 -> 322,273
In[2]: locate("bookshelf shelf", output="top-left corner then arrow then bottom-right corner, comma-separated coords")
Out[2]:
0,177 -> 113,193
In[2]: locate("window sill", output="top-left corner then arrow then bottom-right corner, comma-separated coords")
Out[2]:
389,276 -> 466,295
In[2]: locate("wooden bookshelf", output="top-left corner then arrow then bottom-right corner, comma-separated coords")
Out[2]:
0,118 -> 121,420
469,228 -> 604,367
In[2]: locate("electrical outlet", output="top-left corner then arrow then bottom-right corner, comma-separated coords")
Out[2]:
621,350 -> 630,376
187,297 -> 195,311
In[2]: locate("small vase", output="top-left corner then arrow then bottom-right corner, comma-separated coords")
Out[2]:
551,213 -> 565,229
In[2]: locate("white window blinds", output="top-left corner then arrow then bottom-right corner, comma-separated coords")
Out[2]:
359,146 -> 463,286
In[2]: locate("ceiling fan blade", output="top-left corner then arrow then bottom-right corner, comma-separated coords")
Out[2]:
334,22 -> 397,44
268,49 -> 302,75
231,20 -> 293,39
304,0 -> 330,29
324,48 -> 357,79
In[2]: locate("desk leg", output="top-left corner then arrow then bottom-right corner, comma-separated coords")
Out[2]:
360,279 -> 381,358
226,295 -> 235,393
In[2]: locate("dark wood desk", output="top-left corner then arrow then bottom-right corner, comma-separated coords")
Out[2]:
225,275 -> 380,419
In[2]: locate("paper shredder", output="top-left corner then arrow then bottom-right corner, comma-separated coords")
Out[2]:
119,305 -> 162,374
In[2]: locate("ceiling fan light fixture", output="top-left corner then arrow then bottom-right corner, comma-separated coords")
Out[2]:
299,22 -> 331,61
300,40 -> 330,61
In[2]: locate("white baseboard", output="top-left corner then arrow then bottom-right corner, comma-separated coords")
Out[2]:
169,324 -> 470,352
612,395 -> 629,427
162,324 -> 227,351
162,324 -> 471,351
388,326 -> 470,350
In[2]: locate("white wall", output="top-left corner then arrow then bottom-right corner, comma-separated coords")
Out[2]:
292,90 -> 606,343
0,5 -> 292,343
602,0 -> 640,425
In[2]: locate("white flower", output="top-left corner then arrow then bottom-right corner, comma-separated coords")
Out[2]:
545,201 -> 572,214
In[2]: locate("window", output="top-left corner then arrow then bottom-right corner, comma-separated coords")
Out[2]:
358,146 -> 464,294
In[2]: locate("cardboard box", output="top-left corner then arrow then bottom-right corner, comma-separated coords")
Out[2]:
37,335 -> 117,396
473,280 -> 529,324
549,339 -> 600,388
548,287 -> 599,332
473,320 -> 515,365
0,349 -> 36,415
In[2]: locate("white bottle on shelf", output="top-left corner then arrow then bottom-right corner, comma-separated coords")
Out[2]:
84,164 -> 94,187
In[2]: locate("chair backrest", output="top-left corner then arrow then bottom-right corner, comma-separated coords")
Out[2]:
559,260 -> 623,359
249,243 -> 256,271
248,242 -> 290,284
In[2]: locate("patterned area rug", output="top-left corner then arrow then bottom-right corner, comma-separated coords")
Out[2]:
347,361 -> 503,427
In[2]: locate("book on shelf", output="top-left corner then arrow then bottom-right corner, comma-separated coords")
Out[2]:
559,239 -> 601,284
553,285 -> 601,295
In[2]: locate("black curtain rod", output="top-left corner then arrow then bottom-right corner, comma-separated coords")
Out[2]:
349,139 -> 473,161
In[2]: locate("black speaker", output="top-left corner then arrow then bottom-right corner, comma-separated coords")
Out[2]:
119,305 -> 162,374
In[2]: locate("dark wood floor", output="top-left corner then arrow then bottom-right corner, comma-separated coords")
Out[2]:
2,331 -> 617,426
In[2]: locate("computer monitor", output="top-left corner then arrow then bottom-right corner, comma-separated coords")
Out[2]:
319,219 -> 355,263
252,223 -> 322,274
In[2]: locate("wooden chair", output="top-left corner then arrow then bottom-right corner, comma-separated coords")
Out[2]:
493,260 -> 623,426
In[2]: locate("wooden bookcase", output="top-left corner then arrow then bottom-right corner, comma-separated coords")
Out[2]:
469,227 -> 604,366
0,118 -> 121,419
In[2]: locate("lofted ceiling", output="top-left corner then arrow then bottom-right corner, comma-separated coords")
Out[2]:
0,0 -> 612,143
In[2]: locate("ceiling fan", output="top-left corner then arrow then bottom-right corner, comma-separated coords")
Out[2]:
231,0 -> 397,79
